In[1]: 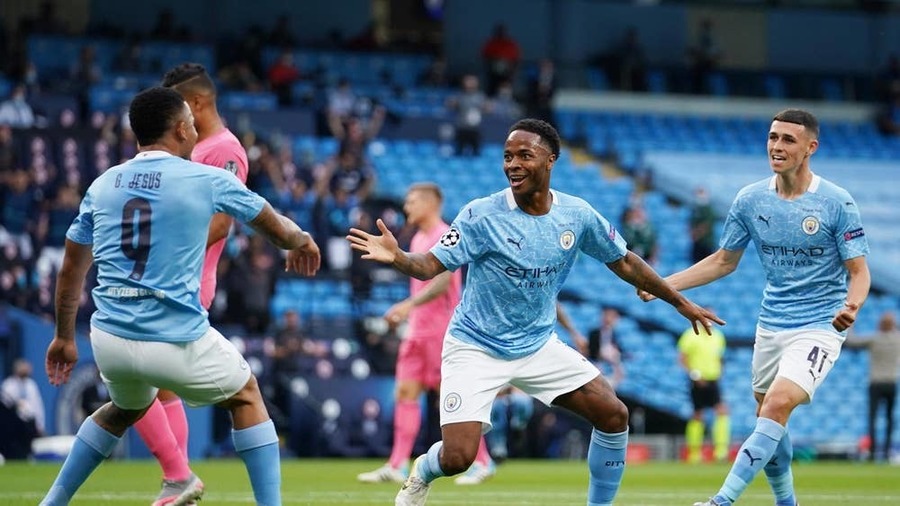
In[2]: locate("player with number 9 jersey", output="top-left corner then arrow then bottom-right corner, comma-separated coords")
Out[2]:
66,151 -> 264,342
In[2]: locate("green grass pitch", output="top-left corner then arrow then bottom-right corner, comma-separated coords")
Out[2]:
1,458 -> 897,505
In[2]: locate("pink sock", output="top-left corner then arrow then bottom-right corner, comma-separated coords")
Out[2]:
134,398 -> 191,481
388,400 -> 422,469
162,398 -> 189,460
475,436 -> 492,466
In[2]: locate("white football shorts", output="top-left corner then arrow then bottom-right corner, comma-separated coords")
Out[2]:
90,325 -> 252,410
751,325 -> 843,403
439,333 -> 601,431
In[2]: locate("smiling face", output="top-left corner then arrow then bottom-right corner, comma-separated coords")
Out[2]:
767,120 -> 818,175
503,129 -> 556,198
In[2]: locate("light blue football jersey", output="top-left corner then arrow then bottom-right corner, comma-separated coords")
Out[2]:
67,151 -> 266,342
431,188 -> 627,359
720,175 -> 868,333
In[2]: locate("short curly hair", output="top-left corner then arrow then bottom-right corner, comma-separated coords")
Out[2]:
128,87 -> 186,146
508,118 -> 561,157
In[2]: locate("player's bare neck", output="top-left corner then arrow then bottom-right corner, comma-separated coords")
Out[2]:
197,114 -> 226,143
775,167 -> 813,201
516,190 -> 552,216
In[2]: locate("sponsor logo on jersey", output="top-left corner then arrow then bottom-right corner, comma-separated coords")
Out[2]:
224,160 -> 238,175
843,228 -> 865,241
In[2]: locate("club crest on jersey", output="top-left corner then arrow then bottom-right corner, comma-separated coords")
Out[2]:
801,216 -> 820,235
440,227 -> 461,247
224,160 -> 238,175
443,392 -> 462,412
560,230 -> 575,250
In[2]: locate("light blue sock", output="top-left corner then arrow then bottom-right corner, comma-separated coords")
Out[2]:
40,417 -> 120,506
764,430 -> 796,506
716,417 -> 785,505
233,420 -> 281,506
417,441 -> 446,484
587,428 -> 628,506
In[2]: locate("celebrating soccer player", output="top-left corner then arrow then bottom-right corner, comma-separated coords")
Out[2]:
41,87 -> 320,506
348,118 -> 722,506
639,109 -> 870,506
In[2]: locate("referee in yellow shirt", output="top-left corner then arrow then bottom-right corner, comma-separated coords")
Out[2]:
677,307 -> 730,463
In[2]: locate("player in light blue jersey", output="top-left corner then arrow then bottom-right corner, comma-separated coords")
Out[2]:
41,87 -> 321,506
348,118 -> 722,506
639,109 -> 870,506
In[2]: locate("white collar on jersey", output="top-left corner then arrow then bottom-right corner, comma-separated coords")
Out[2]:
134,150 -> 177,160
504,187 -> 559,210
768,173 -> 821,193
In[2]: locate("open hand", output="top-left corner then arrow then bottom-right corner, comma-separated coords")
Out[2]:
46,337 -> 78,386
346,219 -> 400,265
676,301 -> 726,335
285,232 -> 321,276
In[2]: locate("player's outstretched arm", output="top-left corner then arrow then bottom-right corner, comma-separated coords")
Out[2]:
607,251 -> 725,334
833,256 -> 870,332
347,218 -> 447,280
248,202 -> 321,276
636,248 -> 743,301
47,240 -> 93,386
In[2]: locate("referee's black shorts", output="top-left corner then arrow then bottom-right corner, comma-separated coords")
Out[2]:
690,380 -> 722,410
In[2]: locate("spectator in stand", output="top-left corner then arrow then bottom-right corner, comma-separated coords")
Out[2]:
230,235 -> 279,334
687,18 -> 723,95
0,242 -> 29,307
0,84 -> 36,129
481,24 -> 521,96
266,309 -> 328,421
268,14 -> 297,47
0,125 -> 19,182
621,203 -> 658,265
267,50 -> 301,106
69,45 -> 103,122
35,184 -> 81,283
1,358 -> 45,436
447,74 -> 491,157
326,79 -> 359,139
26,1 -> 66,35
327,150 -> 375,203
848,311 -> 900,462
218,59 -> 264,92
0,169 -> 38,262
149,8 -> 178,41
613,27 -> 647,92
334,110 -> 386,163
0,358 -> 44,459
491,81 -> 522,120
112,39 -> 145,73
418,55 -> 450,88
876,90 -> 900,137
585,306 -> 626,389
689,187 -> 717,263
526,59 -> 556,124
876,54 -> 900,102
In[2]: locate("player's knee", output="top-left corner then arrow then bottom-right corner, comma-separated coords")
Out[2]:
95,403 -> 144,435
595,399 -> 628,433
220,374 -> 263,409
439,444 -> 476,475
758,394 -> 795,422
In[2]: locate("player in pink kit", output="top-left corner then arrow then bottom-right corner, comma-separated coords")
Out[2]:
358,183 -> 497,484
130,63 -> 249,506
